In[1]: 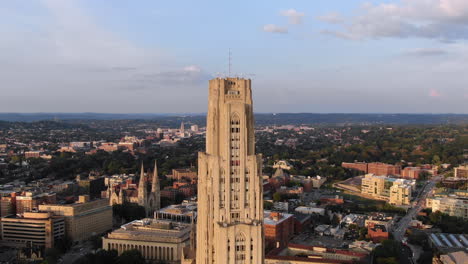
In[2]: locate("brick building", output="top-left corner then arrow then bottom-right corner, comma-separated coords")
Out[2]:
401,167 -> 422,179
367,223 -> 389,243
342,162 -> 368,173
367,162 -> 401,176
264,211 -> 295,249
342,162 -> 401,176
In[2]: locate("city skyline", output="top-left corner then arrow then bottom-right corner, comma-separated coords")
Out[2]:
2,0 -> 468,114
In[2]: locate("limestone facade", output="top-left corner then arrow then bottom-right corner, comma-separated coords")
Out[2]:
196,78 -> 264,264
103,219 -> 190,263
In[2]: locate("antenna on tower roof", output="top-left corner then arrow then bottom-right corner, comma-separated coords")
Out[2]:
228,48 -> 232,77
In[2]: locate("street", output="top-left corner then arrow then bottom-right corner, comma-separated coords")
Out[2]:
392,176 -> 439,242
58,241 -> 93,264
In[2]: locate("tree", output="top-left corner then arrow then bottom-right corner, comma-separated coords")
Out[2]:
95,249 -> 118,264
264,201 -> 273,210
273,192 -> 282,202
118,249 -> 145,264
44,248 -> 61,264
419,171 -> 430,181
331,214 -> 340,226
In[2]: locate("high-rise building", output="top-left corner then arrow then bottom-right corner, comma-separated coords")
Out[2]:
197,78 -> 264,264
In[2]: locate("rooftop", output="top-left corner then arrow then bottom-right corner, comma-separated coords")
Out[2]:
264,211 -> 293,226
107,218 -> 191,243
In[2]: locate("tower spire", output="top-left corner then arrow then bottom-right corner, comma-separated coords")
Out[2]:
138,162 -> 147,207
152,160 -> 159,193
228,48 -> 232,77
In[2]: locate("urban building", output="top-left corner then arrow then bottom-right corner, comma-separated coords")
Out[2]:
265,244 -> 368,264
102,219 -> 191,263
155,201 -> 197,223
342,162 -> 368,173
361,174 -> 414,205
38,195 -> 112,241
367,162 -> 401,176
15,192 -> 56,214
24,151 -> 41,159
76,174 -> 105,199
1,212 -> 65,249
264,211 -> 295,249
294,206 -> 325,216
364,213 -> 394,232
301,176 -> 327,191
320,195 -> 344,205
342,162 -> 401,176
166,168 -> 197,181
389,180 -> 412,206
433,251 -> 467,264
367,223 -> 388,243
429,233 -> 468,254
197,78 -> 264,263
426,197 -> 468,219
401,167 -> 422,179
454,165 -> 468,178
0,192 -> 15,217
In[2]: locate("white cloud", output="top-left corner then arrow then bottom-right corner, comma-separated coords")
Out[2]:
263,24 -> 288,34
280,9 -> 305,25
316,12 -> 343,24
403,48 -> 448,57
183,65 -> 202,73
0,0 -> 209,112
321,0 -> 468,41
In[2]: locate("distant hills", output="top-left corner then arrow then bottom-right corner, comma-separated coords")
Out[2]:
0,113 -> 467,125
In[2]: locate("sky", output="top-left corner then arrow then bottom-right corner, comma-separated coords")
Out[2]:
1,0 -> 468,114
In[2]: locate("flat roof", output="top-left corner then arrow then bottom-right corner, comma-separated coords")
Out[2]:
264,211 -> 293,226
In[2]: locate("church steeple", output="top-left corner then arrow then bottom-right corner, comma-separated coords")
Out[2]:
138,162 -> 147,207
152,160 -> 159,193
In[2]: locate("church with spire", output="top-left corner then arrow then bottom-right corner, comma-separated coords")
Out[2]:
107,161 -> 161,216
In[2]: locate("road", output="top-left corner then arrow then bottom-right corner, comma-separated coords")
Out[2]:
58,241 -> 93,264
392,176 -> 441,242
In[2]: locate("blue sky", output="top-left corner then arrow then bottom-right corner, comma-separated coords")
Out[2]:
1,0 -> 467,113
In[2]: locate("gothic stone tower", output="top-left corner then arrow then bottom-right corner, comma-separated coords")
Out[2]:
196,78 -> 264,264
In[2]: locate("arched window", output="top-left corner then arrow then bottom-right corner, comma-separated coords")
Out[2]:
235,233 -> 246,263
